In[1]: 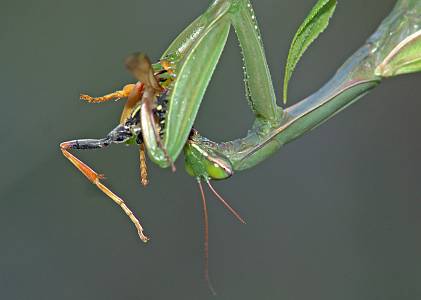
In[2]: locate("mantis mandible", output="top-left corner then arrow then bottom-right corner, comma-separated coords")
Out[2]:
60,0 -> 421,292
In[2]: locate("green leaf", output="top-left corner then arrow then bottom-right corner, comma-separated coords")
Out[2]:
283,0 -> 337,104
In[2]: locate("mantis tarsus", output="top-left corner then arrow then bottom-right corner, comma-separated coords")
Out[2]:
60,0 -> 421,292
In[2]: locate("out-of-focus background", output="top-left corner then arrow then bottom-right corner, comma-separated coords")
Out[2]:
0,0 -> 420,299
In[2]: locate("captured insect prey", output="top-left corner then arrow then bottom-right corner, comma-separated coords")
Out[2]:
60,50 -> 246,293
60,0 -> 421,294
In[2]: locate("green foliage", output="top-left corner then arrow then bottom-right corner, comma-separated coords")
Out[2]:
283,0 -> 337,104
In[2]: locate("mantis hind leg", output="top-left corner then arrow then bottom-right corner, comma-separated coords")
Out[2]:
59,135 -> 149,243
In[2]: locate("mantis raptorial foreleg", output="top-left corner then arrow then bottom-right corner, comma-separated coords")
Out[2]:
156,0 -> 285,170
158,3 -> 232,166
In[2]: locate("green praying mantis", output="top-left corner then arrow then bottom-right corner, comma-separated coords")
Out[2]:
60,0 -> 421,293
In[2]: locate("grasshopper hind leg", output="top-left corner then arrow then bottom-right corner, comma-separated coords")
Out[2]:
59,126 -> 149,242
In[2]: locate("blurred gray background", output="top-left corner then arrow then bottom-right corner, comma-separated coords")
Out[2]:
0,0 -> 420,299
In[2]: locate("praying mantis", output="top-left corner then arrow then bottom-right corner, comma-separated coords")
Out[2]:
60,0 -> 421,293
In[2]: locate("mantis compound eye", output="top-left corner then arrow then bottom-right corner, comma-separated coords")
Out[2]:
203,154 -> 233,180
184,140 -> 233,180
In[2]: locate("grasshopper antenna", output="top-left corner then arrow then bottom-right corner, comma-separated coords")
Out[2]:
206,180 -> 246,224
197,179 -> 217,295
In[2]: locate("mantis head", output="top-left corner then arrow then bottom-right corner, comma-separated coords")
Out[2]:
184,129 -> 233,181
183,129 -> 242,295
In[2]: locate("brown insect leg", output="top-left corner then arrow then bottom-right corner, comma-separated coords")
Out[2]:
139,144 -> 149,186
80,83 -> 137,104
60,141 -> 149,243
120,82 -> 144,123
